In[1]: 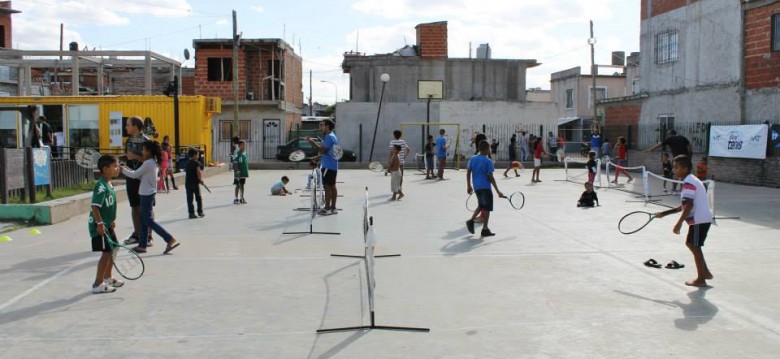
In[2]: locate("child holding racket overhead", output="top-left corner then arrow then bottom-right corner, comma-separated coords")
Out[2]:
654,155 -> 713,287
89,155 -> 121,293
466,140 -> 505,237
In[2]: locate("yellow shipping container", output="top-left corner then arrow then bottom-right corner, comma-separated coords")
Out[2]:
0,95 -> 221,163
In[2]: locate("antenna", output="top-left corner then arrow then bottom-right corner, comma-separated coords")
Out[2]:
356,30 -> 359,53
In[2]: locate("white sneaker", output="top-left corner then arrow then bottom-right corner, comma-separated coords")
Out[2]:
105,277 -> 124,288
92,282 -> 116,294
663,189 -> 668,193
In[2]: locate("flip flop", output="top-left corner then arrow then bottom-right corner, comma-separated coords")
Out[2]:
163,242 -> 181,255
665,260 -> 685,269
644,259 -> 661,268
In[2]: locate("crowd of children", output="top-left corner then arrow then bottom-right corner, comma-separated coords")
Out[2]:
87,122 -> 716,294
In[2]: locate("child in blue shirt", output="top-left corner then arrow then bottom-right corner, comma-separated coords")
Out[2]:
465,140 -> 505,237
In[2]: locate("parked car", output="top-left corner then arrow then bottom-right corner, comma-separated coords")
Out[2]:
276,137 -> 357,162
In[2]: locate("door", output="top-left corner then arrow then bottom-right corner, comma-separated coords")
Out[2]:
263,119 -> 281,159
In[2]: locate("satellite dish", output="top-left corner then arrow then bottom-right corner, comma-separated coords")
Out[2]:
183,49 -> 190,60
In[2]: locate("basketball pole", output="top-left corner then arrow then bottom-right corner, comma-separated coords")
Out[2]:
369,74 -> 390,163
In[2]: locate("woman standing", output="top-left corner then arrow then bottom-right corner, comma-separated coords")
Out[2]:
121,141 -> 181,254
508,134 -> 517,162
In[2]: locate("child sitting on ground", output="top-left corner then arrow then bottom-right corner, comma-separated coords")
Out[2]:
271,176 -> 291,196
577,182 -> 599,207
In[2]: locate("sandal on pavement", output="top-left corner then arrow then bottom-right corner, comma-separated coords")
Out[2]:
163,242 -> 181,254
644,259 -> 662,268
665,260 -> 685,269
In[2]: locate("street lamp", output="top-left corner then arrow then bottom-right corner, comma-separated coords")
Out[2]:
368,73 -> 390,162
320,80 -> 338,104
163,76 -> 180,170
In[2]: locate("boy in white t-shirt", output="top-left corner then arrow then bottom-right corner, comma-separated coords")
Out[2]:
655,155 -> 713,287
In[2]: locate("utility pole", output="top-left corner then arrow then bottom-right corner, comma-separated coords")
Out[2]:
232,10 -> 239,139
589,20 -> 598,132
309,70 -> 313,116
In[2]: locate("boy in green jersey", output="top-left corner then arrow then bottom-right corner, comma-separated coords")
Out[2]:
89,155 -> 122,294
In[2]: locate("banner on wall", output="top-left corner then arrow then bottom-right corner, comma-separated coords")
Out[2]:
709,124 -> 768,159
109,112 -> 123,147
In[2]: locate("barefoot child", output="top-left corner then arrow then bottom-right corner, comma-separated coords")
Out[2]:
466,140 -> 505,237
89,155 -> 122,293
577,182 -> 599,207
503,161 -> 523,177
388,145 -> 404,200
271,176 -> 291,196
654,155 -> 713,287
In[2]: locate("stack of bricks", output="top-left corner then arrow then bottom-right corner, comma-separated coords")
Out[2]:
416,21 -> 448,60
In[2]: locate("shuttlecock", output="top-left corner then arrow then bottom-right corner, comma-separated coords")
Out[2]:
0,235 -> 12,242
28,228 -> 42,236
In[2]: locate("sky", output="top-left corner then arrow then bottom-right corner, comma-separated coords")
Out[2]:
11,0 -> 640,105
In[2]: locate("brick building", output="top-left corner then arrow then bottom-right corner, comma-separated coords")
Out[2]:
189,38 -> 303,163
624,0 -> 780,187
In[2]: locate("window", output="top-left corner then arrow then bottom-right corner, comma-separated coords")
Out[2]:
0,110 -> 17,148
565,89 -> 574,108
67,105 -> 99,148
220,120 -> 250,142
656,30 -> 679,64
773,14 -> 780,52
207,58 -> 232,82
587,86 -> 607,108
631,78 -> 640,95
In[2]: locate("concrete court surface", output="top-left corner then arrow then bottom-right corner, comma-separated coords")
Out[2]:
0,166 -> 778,359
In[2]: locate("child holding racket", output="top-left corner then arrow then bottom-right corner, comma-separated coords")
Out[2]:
388,145 -> 403,200
466,140 -> 505,237
89,155 -> 121,293
654,155 -> 713,287
185,148 -> 205,219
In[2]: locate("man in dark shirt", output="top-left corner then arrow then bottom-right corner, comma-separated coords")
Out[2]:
646,130 -> 692,158
123,116 -> 150,245
185,148 -> 204,219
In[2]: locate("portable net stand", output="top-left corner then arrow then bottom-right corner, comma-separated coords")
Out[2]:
561,157 -> 603,187
603,161 -> 654,203
317,187 -> 429,334
641,171 -> 738,224
284,167 -> 340,236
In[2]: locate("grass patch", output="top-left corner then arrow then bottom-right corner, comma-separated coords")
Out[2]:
6,181 -> 96,204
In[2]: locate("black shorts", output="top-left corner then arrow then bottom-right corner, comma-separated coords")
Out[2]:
321,168 -> 337,185
126,178 -> 141,207
91,228 -> 116,252
233,178 -> 246,186
686,223 -> 711,247
475,189 -> 493,212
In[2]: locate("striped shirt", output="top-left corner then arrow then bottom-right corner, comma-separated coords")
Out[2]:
389,139 -> 409,165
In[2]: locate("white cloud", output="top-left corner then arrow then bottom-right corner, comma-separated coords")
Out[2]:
11,0 -> 195,50
250,5 -> 264,13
